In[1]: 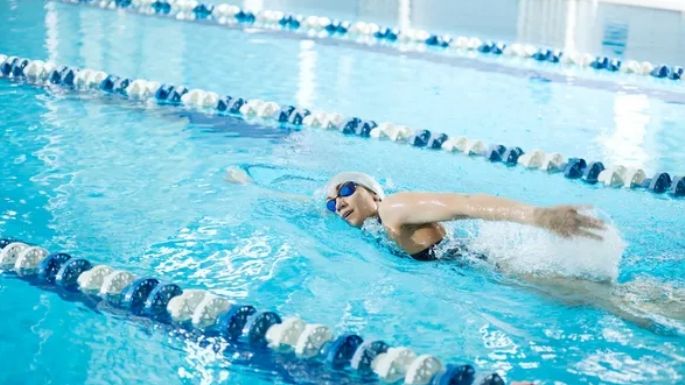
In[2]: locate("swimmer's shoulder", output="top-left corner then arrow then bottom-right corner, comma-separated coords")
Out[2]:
377,192 -> 426,227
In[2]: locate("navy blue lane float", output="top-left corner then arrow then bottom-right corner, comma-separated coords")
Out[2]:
0,239 -> 507,385
0,53 -> 682,199
59,0 -> 684,82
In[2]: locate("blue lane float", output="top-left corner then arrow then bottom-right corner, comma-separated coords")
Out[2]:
55,258 -> 93,290
57,0 -> 684,83
247,311 -> 282,346
0,52 -> 682,199
670,176 -> 685,197
413,129 -> 433,148
121,277 -> 160,313
38,252 -> 72,283
648,172 -> 672,194
325,334 -> 364,370
352,340 -> 390,376
582,162 -> 605,184
0,239 -> 506,385
563,158 -> 586,179
502,147 -> 523,166
211,304 -> 256,339
430,133 -> 449,150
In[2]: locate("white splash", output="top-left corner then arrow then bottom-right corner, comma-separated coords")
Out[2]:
470,213 -> 625,282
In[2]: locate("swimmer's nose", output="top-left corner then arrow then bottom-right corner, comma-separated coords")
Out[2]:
335,198 -> 347,212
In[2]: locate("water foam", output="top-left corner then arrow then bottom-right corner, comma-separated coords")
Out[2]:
470,213 -> 626,282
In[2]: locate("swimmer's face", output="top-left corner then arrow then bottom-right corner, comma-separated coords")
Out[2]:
326,182 -> 380,228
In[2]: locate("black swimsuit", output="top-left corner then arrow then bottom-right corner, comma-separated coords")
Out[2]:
410,239 -> 488,262
371,217 -> 483,262
410,241 -> 441,261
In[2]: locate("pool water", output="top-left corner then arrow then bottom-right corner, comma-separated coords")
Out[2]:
1,1 -> 684,385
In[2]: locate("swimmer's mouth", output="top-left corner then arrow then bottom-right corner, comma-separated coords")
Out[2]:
342,210 -> 353,219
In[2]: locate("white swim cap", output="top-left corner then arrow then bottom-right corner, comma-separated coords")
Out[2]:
325,172 -> 385,199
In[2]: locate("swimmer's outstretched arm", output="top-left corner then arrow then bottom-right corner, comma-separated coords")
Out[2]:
379,192 -> 606,240
225,166 -> 311,201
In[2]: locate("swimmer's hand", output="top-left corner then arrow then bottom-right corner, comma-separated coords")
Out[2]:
533,206 -> 606,240
223,165 -> 310,202
225,166 -> 252,184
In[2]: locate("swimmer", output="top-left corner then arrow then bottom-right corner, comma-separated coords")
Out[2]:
319,171 -> 605,261
226,166 -> 685,385
228,168 -> 604,260
318,172 -> 685,334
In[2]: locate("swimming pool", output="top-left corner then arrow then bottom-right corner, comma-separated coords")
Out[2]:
1,1 -> 684,384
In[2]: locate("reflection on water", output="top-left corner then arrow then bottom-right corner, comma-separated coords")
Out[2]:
601,93 -> 651,169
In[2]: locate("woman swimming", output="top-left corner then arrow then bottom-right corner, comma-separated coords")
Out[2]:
322,171 -> 605,260
320,172 -> 685,334
227,166 -> 684,370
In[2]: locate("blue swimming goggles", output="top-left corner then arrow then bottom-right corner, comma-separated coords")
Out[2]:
326,181 -> 357,212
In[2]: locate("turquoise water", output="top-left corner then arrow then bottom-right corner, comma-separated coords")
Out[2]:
1,1 -> 684,385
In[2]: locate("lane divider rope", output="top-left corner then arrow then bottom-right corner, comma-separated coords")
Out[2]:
0,238 -> 506,385
59,0 -> 684,82
1,54 -> 683,198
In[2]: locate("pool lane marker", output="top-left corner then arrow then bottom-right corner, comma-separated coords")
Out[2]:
1,54 -> 683,198
60,0 -> 684,82
0,239 -> 505,385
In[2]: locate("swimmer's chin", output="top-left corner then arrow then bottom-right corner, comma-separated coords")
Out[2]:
343,213 -> 365,228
